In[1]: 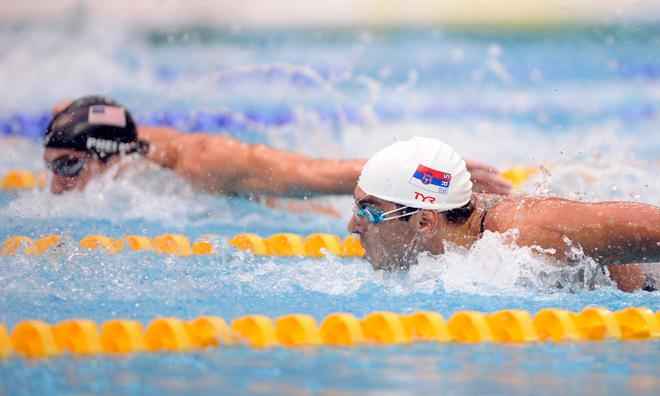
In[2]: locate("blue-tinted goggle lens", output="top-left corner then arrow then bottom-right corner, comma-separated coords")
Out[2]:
47,156 -> 86,178
354,204 -> 385,224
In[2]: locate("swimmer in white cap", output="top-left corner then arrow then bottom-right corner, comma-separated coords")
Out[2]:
348,136 -> 660,292
45,96 -> 511,199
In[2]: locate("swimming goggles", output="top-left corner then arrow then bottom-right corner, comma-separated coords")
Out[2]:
46,156 -> 87,178
353,201 -> 420,225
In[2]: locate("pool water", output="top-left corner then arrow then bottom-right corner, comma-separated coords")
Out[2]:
1,20 -> 660,395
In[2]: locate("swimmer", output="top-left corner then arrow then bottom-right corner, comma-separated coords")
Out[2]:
44,96 -> 512,197
348,137 -> 660,292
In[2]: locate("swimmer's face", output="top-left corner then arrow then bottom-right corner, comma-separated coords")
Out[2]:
348,186 -> 420,271
43,148 -> 109,194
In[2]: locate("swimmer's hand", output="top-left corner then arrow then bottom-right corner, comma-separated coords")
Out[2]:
465,159 -> 512,195
52,99 -> 73,115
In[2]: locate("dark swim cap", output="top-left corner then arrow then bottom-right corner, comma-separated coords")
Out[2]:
44,95 -> 149,160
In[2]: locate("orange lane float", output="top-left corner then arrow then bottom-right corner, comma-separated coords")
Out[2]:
487,309 -> 537,343
53,319 -> 103,356
186,316 -> 233,348
229,233 -> 268,255
275,314 -> 321,347
448,311 -> 494,343
11,320 -> 59,359
101,320 -> 146,354
151,234 -> 193,256
80,235 -> 124,254
231,315 -> 278,348
533,309 -> 580,342
573,307 -> 621,341
401,311 -> 452,342
614,307 -> 660,340
320,313 -> 365,347
145,318 -> 193,352
265,233 -> 305,256
303,233 -> 342,257
1,306 -> 660,360
361,311 -> 409,345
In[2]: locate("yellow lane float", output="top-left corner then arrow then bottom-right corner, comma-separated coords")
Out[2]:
304,233 -> 342,257
231,315 -> 278,348
361,311 -> 409,345
1,233 -> 366,257
186,316 -> 233,348
401,311 -> 451,342
101,320 -> 146,354
0,325 -> 11,359
320,313 -> 365,347
448,311 -> 494,343
53,319 -> 103,355
573,307 -> 621,341
1,236 -> 33,256
533,309 -> 580,342
124,235 -> 153,251
229,233 -> 268,255
145,318 -> 193,352
265,233 -> 305,256
2,306 -> 660,359
151,234 -> 193,256
192,241 -> 214,255
26,235 -> 61,255
487,309 -> 537,343
499,166 -> 541,189
614,307 -> 660,340
11,320 -> 59,359
341,234 -> 365,257
275,314 -> 321,347
0,170 -> 38,190
80,235 -> 124,254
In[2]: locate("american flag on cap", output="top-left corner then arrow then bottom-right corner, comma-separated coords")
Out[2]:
88,105 -> 127,128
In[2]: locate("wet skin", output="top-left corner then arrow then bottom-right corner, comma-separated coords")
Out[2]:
43,148 -> 119,194
348,186 -> 660,291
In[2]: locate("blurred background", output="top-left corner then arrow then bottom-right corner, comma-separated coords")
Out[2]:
3,0 -> 660,26
1,3 -> 660,395
2,0 -> 660,234
1,0 -> 660,239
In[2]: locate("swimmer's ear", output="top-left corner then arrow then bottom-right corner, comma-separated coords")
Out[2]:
415,210 -> 440,237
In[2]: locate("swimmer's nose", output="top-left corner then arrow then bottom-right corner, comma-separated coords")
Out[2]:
50,175 -> 75,194
347,213 -> 363,235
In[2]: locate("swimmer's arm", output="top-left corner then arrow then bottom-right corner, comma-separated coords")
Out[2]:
465,160 -> 512,195
492,198 -> 660,266
138,126 -> 508,196
582,202 -> 660,266
140,129 -> 363,195
236,150 -> 510,196
230,143 -> 364,196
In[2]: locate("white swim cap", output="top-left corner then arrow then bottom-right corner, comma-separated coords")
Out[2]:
357,137 -> 472,210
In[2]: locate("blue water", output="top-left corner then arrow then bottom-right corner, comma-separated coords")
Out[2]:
1,21 -> 660,395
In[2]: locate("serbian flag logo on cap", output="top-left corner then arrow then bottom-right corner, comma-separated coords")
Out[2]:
409,164 -> 452,193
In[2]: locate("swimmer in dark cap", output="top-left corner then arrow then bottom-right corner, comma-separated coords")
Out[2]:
45,96 -> 511,197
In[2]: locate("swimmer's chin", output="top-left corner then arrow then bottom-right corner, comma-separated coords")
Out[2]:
368,257 -> 413,272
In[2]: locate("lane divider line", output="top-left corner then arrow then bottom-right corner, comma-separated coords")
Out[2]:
2,307 -> 657,359
2,233 -> 366,257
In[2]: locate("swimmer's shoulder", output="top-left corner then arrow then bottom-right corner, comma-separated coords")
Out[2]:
476,194 -> 517,233
480,194 -> 588,233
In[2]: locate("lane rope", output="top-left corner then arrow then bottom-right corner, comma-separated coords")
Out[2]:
2,307 -> 658,359
1,233 -> 365,257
